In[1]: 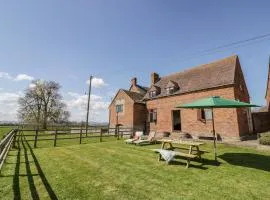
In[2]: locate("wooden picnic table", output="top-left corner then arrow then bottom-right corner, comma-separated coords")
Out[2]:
156,139 -> 205,168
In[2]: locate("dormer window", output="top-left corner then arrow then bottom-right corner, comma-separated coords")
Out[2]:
149,85 -> 160,98
166,87 -> 174,95
150,91 -> 157,98
165,80 -> 179,95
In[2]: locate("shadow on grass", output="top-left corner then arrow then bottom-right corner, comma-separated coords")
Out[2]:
168,160 -> 208,170
219,153 -> 270,172
3,133 -> 58,200
13,137 -> 21,200
159,157 -> 218,170
21,136 -> 40,200
23,135 -> 59,200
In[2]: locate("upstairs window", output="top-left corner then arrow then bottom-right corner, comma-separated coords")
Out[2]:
165,81 -> 179,95
116,104 -> 123,113
149,91 -> 157,98
149,109 -> 157,123
198,108 -> 212,121
166,87 -> 175,95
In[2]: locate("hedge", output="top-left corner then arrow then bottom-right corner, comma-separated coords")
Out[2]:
259,132 -> 270,145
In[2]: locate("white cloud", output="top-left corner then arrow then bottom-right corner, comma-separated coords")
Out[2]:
65,92 -> 109,122
0,91 -> 23,121
0,89 -> 109,122
14,74 -> 34,81
0,72 -> 13,80
0,72 -> 34,82
86,77 -> 108,88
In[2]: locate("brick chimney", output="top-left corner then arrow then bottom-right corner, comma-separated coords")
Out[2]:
151,72 -> 159,85
131,77 -> 137,86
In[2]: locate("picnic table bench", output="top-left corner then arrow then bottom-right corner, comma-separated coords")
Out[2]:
154,139 -> 206,168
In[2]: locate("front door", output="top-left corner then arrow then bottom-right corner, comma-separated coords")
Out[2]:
172,110 -> 181,131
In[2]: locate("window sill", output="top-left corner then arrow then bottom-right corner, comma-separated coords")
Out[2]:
198,119 -> 212,123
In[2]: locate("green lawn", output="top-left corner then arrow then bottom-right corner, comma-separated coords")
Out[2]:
0,127 -> 13,138
1,135 -> 270,200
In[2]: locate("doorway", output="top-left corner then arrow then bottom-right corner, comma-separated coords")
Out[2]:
172,110 -> 181,131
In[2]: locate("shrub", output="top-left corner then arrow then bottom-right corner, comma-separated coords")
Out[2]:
259,132 -> 270,145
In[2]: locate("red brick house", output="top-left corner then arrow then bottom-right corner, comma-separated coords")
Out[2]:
109,55 -> 253,140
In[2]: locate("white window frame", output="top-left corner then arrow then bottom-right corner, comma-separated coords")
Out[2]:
150,91 -> 157,98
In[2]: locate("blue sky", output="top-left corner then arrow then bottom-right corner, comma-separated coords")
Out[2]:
0,0 -> 270,122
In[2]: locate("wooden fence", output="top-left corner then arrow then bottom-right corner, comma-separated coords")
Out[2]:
0,129 -> 17,172
16,127 -> 135,148
0,127 -> 136,172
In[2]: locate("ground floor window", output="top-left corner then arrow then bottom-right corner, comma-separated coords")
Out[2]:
149,109 -> 157,123
172,110 -> 181,131
198,108 -> 212,121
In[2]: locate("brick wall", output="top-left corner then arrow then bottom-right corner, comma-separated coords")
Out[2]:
133,103 -> 147,130
252,112 -> 270,133
146,86 -> 249,140
233,60 -> 252,136
109,90 -> 134,128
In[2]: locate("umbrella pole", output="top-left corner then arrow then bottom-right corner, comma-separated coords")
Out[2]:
211,108 -> 217,163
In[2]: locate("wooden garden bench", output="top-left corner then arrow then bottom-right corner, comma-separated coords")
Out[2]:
154,139 -> 206,168
173,151 -> 198,168
154,149 -> 198,168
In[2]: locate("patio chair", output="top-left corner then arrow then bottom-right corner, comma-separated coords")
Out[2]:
125,131 -> 143,144
133,131 -> 156,145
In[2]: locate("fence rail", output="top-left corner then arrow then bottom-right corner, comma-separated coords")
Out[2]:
0,127 -> 136,172
0,129 -> 17,172
17,127 -> 134,148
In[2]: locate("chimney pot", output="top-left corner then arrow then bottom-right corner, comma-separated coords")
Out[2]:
131,77 -> 137,86
151,72 -> 159,85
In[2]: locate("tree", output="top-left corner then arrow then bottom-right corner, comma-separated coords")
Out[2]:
18,80 -> 70,129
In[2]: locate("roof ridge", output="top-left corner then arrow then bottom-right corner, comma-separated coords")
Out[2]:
136,84 -> 149,91
158,55 -> 237,80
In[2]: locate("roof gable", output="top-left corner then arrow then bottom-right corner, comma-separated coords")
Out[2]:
129,84 -> 148,94
122,89 -> 145,103
108,89 -> 134,108
165,80 -> 179,89
149,85 -> 161,92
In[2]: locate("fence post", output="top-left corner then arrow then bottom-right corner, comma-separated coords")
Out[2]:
117,126 -> 120,140
79,126 -> 83,144
34,129 -> 38,148
100,129 -> 103,142
54,129 -> 58,147
12,130 -> 17,148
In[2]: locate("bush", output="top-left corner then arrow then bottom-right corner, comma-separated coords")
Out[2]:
259,132 -> 270,145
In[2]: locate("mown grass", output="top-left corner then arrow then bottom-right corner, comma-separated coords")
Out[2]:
1,135 -> 270,200
0,126 -> 13,138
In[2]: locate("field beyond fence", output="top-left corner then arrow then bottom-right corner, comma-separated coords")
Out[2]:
0,126 -> 134,172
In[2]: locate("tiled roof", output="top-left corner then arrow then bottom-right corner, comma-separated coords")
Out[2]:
144,55 -> 238,100
122,89 -> 145,103
137,85 -> 149,93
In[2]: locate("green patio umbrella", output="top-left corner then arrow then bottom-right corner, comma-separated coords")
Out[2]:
176,96 -> 259,163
